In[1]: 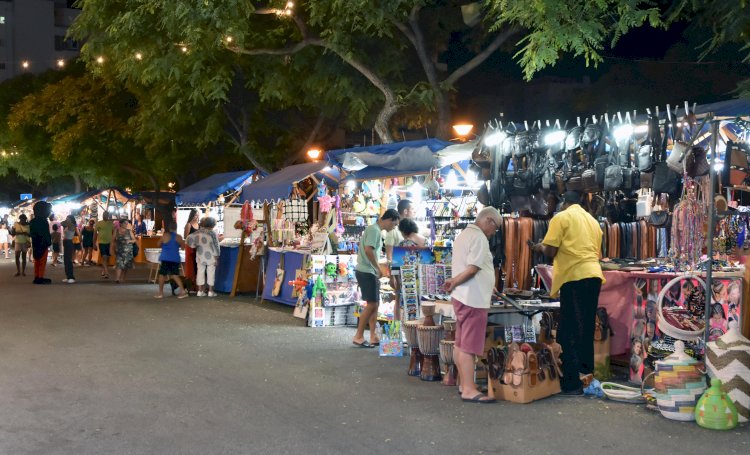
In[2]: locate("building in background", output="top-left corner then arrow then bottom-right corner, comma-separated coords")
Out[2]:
0,0 -> 80,81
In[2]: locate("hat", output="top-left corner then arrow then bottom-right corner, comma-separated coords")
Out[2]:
562,191 -> 581,205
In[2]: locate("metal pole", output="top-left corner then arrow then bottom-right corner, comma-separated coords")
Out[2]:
703,117 -> 718,347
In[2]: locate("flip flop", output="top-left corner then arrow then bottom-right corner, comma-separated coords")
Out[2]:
461,393 -> 496,404
153,294 -> 164,299
352,340 -> 372,348
370,341 -> 380,346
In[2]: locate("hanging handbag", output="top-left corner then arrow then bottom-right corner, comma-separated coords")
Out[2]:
636,115 -> 660,172
652,162 -> 680,195
640,171 -> 653,189
667,141 -> 689,174
685,145 -> 710,178
636,191 -> 653,218
648,210 -> 669,227
603,144 -> 623,191
582,168 -> 599,193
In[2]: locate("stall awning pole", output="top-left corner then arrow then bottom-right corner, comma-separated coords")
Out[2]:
704,116 -> 719,347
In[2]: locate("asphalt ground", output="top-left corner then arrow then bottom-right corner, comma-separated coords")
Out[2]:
0,258 -> 747,454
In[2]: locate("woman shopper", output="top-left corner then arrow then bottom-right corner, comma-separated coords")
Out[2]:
186,217 -> 220,297
113,218 -> 136,283
182,209 -> 200,291
155,221 -> 188,299
0,222 -> 9,259
11,215 -> 30,276
81,219 -> 95,265
61,215 -> 80,283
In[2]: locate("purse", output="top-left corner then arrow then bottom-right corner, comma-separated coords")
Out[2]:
685,145 -> 710,178
636,191 -> 653,218
640,171 -> 653,189
648,210 -> 669,227
667,141 -> 689,174
652,162 -> 680,195
582,168 -> 598,193
603,145 -> 623,191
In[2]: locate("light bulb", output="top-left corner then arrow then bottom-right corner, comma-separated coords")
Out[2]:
613,124 -> 634,141
543,130 -> 566,146
484,131 -> 506,147
135,52 -> 143,60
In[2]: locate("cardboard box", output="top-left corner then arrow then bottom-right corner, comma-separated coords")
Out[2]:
488,374 -> 561,404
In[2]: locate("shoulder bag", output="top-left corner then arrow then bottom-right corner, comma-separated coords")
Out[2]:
603,142 -> 623,191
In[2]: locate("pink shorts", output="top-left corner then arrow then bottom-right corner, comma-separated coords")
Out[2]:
452,298 -> 489,356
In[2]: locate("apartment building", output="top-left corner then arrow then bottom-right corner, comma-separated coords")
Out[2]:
0,0 -> 80,81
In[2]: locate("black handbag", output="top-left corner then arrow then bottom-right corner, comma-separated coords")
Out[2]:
603,143 -> 623,191
582,168 -> 599,193
636,115 -> 661,172
685,145 -> 710,178
652,118 -> 681,195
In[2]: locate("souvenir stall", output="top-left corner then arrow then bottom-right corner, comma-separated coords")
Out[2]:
240,161 -> 341,303
288,140 -> 481,327
174,170 -> 261,293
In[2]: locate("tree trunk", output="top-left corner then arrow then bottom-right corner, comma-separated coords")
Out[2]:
435,91 -> 453,140
71,174 -> 82,193
375,92 -> 398,144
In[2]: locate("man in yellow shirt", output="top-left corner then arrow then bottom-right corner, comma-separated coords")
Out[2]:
532,191 -> 604,395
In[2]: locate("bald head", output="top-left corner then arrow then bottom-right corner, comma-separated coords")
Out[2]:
475,206 -> 501,238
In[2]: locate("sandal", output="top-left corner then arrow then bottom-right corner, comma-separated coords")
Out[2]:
153,294 -> 164,299
486,347 -> 506,381
509,345 -> 527,388
502,343 -> 519,385
521,344 -> 538,387
547,342 -> 564,378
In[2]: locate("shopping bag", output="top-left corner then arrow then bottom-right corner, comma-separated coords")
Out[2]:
379,322 -> 404,357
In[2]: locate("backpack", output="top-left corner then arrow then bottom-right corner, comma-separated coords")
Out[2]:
594,307 -> 613,341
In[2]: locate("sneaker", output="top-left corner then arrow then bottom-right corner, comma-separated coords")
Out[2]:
67,279 -> 75,284
62,279 -> 69,283
207,291 -> 217,297
196,291 -> 206,297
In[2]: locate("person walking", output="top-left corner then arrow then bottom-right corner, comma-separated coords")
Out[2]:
11,214 -> 30,276
186,217 -> 220,297
0,222 -> 9,259
113,218 -> 135,283
443,207 -> 501,404
531,191 -> 604,395
50,224 -> 62,267
81,219 -> 95,265
29,201 -> 53,284
61,215 -> 80,283
154,221 -> 188,299
94,212 -> 115,279
352,209 -> 400,348
183,209 -> 200,292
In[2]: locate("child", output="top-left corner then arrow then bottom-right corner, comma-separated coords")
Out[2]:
155,221 -> 188,299
51,224 -> 62,266
186,217 -> 220,297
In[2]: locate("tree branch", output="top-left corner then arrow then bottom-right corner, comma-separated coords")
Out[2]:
285,111 -> 326,166
443,26 -> 522,88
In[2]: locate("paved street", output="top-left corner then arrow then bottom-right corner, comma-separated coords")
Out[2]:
0,259 -> 747,454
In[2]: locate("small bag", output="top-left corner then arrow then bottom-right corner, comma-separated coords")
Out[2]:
603,164 -> 623,191
667,141 -> 689,173
622,167 -> 639,191
582,168 -> 599,193
636,191 -> 653,218
652,162 -> 680,195
594,155 -> 609,187
685,146 -> 710,178
648,210 -> 669,227
637,145 -> 654,172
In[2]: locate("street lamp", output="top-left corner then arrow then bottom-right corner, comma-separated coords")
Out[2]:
307,148 -> 322,161
453,123 -> 474,138
21,60 -> 29,70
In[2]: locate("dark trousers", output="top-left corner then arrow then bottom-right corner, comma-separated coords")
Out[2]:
558,277 -> 601,391
63,239 -> 75,280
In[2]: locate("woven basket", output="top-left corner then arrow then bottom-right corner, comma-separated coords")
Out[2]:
656,274 -> 706,341
706,322 -> 750,423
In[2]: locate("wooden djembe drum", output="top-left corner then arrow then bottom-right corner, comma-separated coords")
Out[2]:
439,340 -> 457,386
443,319 -> 456,341
404,320 -> 423,377
439,319 -> 457,385
417,305 -> 444,382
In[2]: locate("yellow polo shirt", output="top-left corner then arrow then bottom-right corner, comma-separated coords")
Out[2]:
542,204 -> 604,297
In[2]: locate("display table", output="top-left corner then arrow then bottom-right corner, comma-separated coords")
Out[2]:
262,249 -> 307,306
134,236 -> 160,264
536,265 -> 745,357
215,245 -> 263,294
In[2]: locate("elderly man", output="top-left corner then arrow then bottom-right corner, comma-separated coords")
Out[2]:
444,206 -> 501,404
531,191 -> 604,395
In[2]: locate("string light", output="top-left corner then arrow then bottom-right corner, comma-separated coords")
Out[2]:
180,46 -> 188,53
21,60 -> 29,69
56,59 -> 65,68
96,56 -> 104,64
225,36 -> 233,44
135,52 -> 143,60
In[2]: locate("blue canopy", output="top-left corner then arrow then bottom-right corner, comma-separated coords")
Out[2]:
325,139 -> 454,180
176,170 -> 257,205
240,162 -> 340,202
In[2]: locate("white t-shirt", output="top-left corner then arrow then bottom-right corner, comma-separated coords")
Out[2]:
0,227 -> 8,243
450,224 -> 494,309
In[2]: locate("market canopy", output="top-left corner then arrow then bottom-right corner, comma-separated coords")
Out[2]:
176,170 -> 258,205
240,162 -> 340,202
325,139 -> 460,180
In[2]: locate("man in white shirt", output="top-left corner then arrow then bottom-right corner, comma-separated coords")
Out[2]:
444,207 -> 501,404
